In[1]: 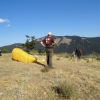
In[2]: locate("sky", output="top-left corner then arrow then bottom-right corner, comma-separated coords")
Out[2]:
0,0 -> 100,47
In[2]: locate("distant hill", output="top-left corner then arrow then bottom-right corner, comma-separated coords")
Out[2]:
0,43 -> 22,52
0,36 -> 100,55
35,36 -> 100,55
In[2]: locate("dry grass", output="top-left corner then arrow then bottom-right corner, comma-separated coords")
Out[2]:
0,53 -> 100,100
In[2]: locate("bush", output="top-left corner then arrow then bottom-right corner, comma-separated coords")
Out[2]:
53,81 -> 75,99
1,49 -> 9,53
65,55 -> 69,58
56,57 -> 60,60
96,57 -> 100,61
41,66 -> 50,72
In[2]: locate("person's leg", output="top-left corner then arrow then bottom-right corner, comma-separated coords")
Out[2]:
76,54 -> 79,59
45,49 -> 49,66
48,49 -> 54,68
78,53 -> 80,59
46,54 -> 49,65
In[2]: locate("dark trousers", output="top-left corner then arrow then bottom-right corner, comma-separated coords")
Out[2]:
76,53 -> 81,59
45,48 -> 53,67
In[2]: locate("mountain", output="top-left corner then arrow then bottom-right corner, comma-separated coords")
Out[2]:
0,43 -> 22,52
0,36 -> 100,55
35,35 -> 100,55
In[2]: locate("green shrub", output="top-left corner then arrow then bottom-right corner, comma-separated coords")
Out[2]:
41,66 -> 50,72
53,81 -> 75,99
1,49 -> 9,53
65,55 -> 69,58
96,57 -> 100,61
56,57 -> 60,60
86,59 -> 89,63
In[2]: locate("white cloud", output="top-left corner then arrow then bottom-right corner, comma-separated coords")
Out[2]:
7,24 -> 10,27
0,18 -> 10,23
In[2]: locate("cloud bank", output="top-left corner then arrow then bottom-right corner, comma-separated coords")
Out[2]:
0,18 -> 10,27
0,18 -> 10,23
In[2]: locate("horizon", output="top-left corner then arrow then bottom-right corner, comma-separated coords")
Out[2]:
0,0 -> 100,47
0,35 -> 100,47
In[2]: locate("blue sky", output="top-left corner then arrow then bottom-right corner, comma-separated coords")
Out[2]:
0,0 -> 100,47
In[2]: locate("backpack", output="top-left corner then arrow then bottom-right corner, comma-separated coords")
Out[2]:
45,37 -> 51,45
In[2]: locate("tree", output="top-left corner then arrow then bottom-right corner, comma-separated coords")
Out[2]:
1,49 -> 9,53
21,35 -> 35,53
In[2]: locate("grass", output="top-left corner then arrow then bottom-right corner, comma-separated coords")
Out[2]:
0,53 -> 100,100
41,66 -> 50,72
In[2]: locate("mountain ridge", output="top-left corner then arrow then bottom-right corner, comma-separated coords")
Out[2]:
0,35 -> 100,55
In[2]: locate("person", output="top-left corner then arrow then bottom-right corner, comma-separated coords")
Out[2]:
0,50 -> 2,56
72,51 -> 75,58
75,47 -> 81,59
40,32 -> 56,69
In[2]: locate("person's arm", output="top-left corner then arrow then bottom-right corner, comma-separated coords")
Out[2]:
40,41 -> 45,47
53,40 -> 56,46
52,40 -> 56,47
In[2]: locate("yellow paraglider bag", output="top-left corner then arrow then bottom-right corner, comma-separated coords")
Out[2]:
12,48 -> 45,63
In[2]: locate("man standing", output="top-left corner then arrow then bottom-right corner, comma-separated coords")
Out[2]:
0,50 -> 2,56
75,47 -> 81,59
40,32 -> 56,69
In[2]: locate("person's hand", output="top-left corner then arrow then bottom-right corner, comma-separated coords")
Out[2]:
53,43 -> 56,46
43,45 -> 45,47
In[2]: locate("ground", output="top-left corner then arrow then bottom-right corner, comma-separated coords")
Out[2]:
0,53 -> 100,100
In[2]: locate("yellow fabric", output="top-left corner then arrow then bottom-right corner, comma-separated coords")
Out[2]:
12,48 -> 37,63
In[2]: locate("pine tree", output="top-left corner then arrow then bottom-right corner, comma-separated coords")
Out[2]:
21,35 -> 35,53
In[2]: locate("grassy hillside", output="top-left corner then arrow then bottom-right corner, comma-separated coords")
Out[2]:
0,53 -> 100,100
